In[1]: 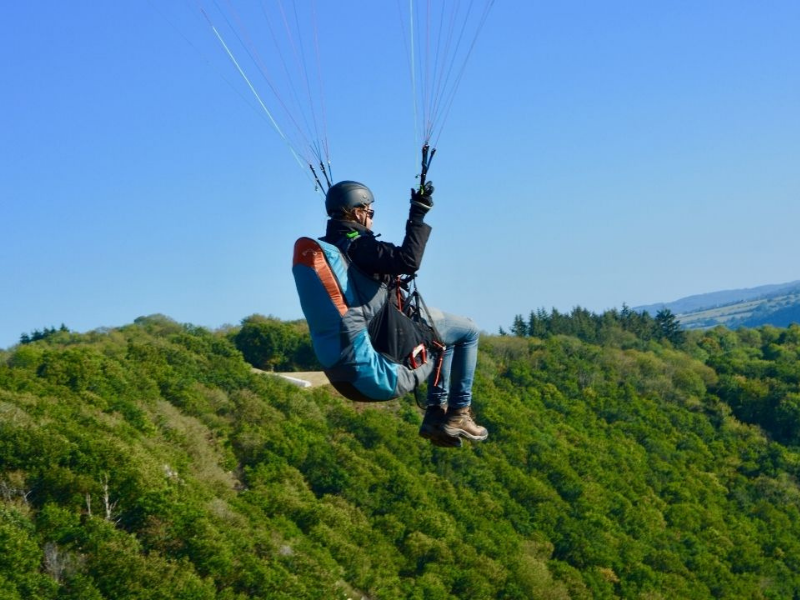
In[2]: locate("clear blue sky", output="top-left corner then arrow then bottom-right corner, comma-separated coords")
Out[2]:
2,1 -> 799,349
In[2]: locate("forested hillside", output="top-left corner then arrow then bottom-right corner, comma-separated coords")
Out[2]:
2,314 -> 800,599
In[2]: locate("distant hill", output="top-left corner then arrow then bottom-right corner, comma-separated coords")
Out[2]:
635,280 -> 800,330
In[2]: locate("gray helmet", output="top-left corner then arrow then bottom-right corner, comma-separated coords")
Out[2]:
325,181 -> 374,216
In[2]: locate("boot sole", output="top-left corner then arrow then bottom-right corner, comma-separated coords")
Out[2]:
430,436 -> 462,448
442,426 -> 488,442
419,428 -> 462,447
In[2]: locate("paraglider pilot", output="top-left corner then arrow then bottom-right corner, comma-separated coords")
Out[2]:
321,181 -> 488,447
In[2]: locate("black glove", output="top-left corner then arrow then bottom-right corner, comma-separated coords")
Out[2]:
409,181 -> 434,223
410,181 -> 435,210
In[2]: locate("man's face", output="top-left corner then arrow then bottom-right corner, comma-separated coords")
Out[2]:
355,205 -> 374,230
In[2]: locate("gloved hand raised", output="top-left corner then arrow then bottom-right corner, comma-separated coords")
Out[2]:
410,181 -> 435,210
409,181 -> 434,223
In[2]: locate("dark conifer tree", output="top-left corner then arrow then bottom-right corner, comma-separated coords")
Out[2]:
655,308 -> 685,344
511,314 -> 528,337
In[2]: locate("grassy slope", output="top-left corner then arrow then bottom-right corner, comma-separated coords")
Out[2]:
679,291 -> 800,329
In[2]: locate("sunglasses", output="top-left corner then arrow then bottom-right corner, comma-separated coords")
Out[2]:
360,207 -> 375,219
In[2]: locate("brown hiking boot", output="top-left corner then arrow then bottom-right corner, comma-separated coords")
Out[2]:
442,406 -> 488,441
419,405 -> 462,448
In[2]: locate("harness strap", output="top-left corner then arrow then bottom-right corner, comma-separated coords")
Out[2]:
395,277 -> 403,309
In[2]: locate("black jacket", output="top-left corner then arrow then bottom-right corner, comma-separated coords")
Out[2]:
321,212 -> 432,278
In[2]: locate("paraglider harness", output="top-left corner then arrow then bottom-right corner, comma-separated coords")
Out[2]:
292,234 -> 445,404
330,230 -> 446,403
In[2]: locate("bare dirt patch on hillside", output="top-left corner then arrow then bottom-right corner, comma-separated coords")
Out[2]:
251,368 -> 330,388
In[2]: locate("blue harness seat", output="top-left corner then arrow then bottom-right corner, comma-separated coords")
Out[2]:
292,237 -> 435,401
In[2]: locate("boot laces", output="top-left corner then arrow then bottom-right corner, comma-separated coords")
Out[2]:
459,407 -> 478,423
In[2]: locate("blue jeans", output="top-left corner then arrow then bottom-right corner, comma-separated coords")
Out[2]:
425,307 -> 479,410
